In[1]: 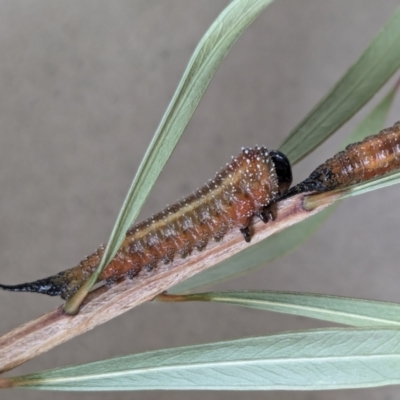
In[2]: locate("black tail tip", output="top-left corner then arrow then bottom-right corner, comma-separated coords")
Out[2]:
0,277 -> 63,297
277,179 -> 319,201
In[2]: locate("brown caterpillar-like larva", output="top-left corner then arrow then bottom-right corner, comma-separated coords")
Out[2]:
0,147 -> 292,300
280,121 -> 400,199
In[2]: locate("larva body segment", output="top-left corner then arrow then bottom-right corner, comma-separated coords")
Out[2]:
0,147 -> 292,300
281,121 -> 400,198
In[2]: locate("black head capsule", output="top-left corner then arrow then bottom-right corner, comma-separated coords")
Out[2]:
269,150 -> 293,193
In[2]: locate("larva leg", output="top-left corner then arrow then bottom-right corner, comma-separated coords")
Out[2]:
266,207 -> 275,221
257,210 -> 268,223
240,227 -> 251,243
257,205 -> 275,223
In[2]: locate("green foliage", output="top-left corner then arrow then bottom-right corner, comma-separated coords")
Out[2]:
169,291 -> 400,327
10,329 -> 400,391
5,0 -> 400,393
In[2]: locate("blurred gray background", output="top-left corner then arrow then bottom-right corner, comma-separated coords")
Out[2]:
1,1 -> 400,399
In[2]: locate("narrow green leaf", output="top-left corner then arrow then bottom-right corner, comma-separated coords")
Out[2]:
6,329 -> 400,391
65,0 -> 276,313
167,291 -> 400,327
279,5 -> 400,164
172,86 -> 397,293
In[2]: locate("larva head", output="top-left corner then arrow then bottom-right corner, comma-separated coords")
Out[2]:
269,150 -> 292,193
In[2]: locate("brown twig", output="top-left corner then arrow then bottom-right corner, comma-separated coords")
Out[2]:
0,192 -> 338,375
